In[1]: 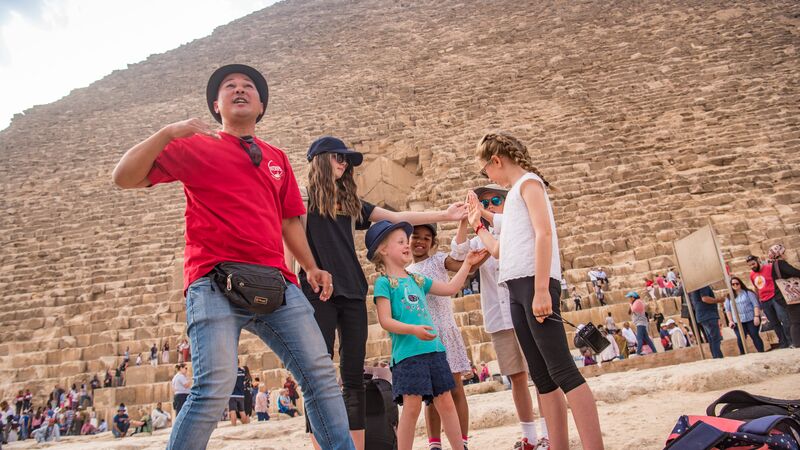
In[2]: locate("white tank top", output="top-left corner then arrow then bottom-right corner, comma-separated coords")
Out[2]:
498,172 -> 562,284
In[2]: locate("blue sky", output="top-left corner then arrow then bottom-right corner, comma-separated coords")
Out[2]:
0,0 -> 277,130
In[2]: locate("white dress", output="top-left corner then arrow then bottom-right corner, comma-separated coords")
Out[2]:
407,252 -> 471,373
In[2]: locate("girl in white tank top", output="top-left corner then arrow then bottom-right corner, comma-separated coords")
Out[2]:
466,132 -> 604,450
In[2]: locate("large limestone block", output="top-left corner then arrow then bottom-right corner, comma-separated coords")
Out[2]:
83,342 -> 117,361
12,352 -> 47,368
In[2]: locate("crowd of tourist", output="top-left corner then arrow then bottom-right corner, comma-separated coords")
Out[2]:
0,379 -> 105,444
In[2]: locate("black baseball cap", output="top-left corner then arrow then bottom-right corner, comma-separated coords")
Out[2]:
365,220 -> 413,260
307,136 -> 364,166
206,64 -> 269,124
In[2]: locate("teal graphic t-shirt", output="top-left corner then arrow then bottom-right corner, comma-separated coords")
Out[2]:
373,274 -> 445,365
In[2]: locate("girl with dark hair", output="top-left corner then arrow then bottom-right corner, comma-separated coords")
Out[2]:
725,276 -> 765,354
291,136 -> 466,450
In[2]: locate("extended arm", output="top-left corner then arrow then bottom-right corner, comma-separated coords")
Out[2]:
467,192 -> 500,257
369,202 -> 467,225
112,118 -> 218,189
429,250 -> 487,296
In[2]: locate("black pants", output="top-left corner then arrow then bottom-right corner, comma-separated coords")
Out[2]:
507,276 -> 586,395
309,295 -> 367,430
173,393 -> 188,418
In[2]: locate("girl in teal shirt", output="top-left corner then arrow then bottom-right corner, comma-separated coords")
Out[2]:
365,220 -> 485,450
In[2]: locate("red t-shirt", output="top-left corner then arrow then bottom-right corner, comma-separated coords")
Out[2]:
147,131 -> 305,290
750,263 -> 775,302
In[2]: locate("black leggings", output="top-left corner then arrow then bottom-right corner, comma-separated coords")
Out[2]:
309,295 -> 367,430
507,276 -> 586,395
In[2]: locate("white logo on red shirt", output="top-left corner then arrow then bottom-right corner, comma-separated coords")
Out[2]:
267,160 -> 283,180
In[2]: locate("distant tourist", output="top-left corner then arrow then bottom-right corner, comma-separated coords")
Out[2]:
151,402 -> 170,430
112,405 -> 130,438
605,312 -> 618,332
688,285 -> 725,359
171,364 -> 191,419
572,287 -> 582,311
626,292 -> 657,355
749,244 -> 800,347
278,389 -> 299,418
255,385 -> 270,422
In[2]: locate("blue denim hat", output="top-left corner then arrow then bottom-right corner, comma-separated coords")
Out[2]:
306,136 -> 364,166
365,220 -> 413,260
625,291 -> 640,299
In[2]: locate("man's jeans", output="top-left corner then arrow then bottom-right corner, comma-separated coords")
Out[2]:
700,320 -> 723,358
167,278 -> 354,450
762,298 -> 792,348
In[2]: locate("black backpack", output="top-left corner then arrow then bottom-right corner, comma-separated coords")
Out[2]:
707,390 -> 800,421
364,378 -> 398,450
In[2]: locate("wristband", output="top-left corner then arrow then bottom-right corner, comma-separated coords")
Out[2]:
474,223 -> 486,234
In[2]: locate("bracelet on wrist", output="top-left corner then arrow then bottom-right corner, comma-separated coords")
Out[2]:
474,223 -> 486,233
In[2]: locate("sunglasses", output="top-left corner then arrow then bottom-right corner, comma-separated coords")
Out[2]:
731,282 -> 740,286
239,136 -> 262,167
329,153 -> 348,165
479,160 -> 492,178
480,196 -> 504,208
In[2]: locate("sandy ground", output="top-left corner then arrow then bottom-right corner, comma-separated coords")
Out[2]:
6,349 -> 799,450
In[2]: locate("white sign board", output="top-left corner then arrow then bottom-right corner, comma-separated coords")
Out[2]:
673,225 -> 726,293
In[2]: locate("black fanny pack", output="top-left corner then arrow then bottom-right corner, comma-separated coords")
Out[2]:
212,262 -> 287,315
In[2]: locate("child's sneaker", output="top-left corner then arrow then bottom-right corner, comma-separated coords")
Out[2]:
513,438 -> 535,450
534,437 -> 550,450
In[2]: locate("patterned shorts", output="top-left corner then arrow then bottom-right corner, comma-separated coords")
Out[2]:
391,351 -> 455,405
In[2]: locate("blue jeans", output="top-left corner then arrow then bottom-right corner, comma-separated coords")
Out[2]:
732,320 -> 765,354
762,298 -> 792,348
167,278 -> 354,450
700,320 -> 723,358
635,325 -> 658,354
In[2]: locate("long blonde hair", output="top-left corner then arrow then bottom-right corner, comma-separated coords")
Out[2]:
308,153 -> 362,220
476,132 -> 553,189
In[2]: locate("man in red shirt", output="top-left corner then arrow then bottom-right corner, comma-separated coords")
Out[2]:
113,64 -> 354,450
747,254 -> 791,348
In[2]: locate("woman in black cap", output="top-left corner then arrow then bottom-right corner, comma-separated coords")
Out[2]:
294,136 -> 466,450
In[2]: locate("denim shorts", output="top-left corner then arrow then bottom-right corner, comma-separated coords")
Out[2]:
391,351 -> 454,405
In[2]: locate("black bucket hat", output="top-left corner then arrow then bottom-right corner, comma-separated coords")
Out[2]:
206,64 -> 269,124
307,136 -> 364,166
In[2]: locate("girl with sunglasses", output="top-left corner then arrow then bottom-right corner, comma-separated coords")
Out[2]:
725,276 -> 765,354
466,132 -> 603,450
293,136 -> 467,450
